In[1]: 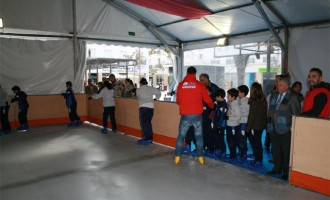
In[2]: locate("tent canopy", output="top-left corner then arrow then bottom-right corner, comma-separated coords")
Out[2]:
0,0 -> 328,48
0,0 -> 329,95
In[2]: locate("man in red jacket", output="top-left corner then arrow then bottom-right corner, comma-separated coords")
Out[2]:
175,66 -> 214,165
301,68 -> 330,118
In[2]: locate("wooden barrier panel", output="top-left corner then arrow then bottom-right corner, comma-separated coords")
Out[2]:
290,116 -> 330,196
7,94 -> 88,127
88,98 -> 180,147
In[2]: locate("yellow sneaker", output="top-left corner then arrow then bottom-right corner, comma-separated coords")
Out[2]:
198,157 -> 204,165
174,156 -> 181,164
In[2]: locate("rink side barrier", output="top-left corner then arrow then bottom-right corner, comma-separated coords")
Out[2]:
88,97 -> 179,147
290,116 -> 330,196
6,94 -> 88,128
4,95 -> 329,195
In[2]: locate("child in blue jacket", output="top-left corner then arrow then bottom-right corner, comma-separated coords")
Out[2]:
62,81 -> 82,127
11,86 -> 29,132
211,88 -> 227,159
202,86 -> 214,158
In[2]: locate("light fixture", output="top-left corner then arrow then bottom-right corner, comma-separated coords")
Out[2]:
255,52 -> 260,59
0,18 -> 3,28
216,38 -> 228,46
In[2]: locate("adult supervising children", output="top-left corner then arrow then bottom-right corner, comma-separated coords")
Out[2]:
174,66 -> 214,165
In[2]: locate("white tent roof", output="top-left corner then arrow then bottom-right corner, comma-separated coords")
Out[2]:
0,0 -> 328,48
0,0 -> 329,95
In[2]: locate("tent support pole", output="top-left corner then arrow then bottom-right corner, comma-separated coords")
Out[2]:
177,42 -> 184,82
252,0 -> 284,51
282,27 -> 289,75
260,0 -> 289,75
72,0 -> 78,78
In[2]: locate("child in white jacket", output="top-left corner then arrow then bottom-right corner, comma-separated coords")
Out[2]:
89,81 -> 117,134
238,85 -> 250,160
226,88 -> 241,160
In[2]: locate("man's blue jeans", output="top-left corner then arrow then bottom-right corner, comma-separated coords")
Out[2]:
175,114 -> 203,157
139,107 -> 154,140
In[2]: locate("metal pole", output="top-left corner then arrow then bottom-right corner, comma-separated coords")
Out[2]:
139,48 -> 141,81
177,42 -> 184,82
252,0 -> 284,51
282,27 -> 289,75
126,62 -> 128,79
96,66 -> 99,82
267,41 -> 271,81
72,0 -> 78,78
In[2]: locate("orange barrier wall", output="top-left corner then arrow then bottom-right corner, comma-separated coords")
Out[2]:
5,95 -> 330,195
88,97 -> 180,147
290,116 -> 330,196
7,94 -> 88,128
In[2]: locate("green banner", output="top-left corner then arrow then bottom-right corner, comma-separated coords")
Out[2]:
258,68 -> 281,72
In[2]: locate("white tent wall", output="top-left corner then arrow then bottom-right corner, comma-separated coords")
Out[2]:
0,38 -> 75,95
288,26 -> 330,95
73,40 -> 87,93
0,0 -> 72,33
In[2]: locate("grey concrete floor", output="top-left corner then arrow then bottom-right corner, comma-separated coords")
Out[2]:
0,123 -> 327,200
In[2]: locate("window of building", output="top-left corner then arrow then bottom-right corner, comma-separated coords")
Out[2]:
211,59 -> 220,65
226,58 -> 234,65
248,57 -> 255,64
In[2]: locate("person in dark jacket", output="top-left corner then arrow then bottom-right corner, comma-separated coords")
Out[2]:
291,81 -> 304,103
0,85 -> 11,134
267,77 -> 300,180
11,86 -> 29,132
199,73 -> 219,100
211,88 -> 228,159
62,81 -> 82,127
202,86 -> 214,158
301,68 -> 330,118
245,82 -> 268,169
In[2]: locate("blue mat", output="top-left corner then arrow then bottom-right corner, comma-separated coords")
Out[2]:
191,130 -> 283,180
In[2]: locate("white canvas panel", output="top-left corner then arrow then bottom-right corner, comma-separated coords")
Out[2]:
0,38 -> 75,95
0,0 -> 72,33
288,26 -> 330,95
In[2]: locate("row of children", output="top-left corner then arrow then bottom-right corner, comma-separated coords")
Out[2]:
183,82 -> 267,168
0,82 -> 84,136
0,81 -> 117,135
